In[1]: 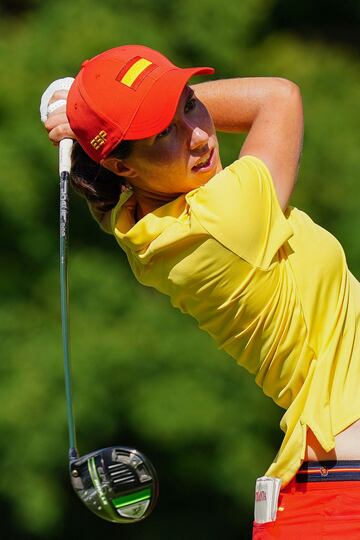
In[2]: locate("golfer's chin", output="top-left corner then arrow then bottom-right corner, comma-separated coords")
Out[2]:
190,149 -> 221,185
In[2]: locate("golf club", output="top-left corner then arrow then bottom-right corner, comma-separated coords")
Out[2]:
40,79 -> 159,523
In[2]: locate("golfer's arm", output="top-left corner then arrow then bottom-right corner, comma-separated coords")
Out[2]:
192,77 -> 304,210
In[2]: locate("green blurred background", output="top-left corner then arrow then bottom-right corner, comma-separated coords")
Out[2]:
0,0 -> 359,538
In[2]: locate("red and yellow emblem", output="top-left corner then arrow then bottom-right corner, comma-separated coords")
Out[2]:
90,130 -> 107,150
116,56 -> 157,90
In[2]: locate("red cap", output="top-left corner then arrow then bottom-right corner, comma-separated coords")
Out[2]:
67,45 -> 215,162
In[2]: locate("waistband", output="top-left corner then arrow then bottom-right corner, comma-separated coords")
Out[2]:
296,460 -> 360,483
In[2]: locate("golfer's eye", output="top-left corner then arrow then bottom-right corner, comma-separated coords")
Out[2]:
185,97 -> 196,113
156,124 -> 173,139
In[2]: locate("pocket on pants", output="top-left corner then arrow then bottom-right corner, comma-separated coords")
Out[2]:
252,521 -> 276,540
252,518 -> 324,540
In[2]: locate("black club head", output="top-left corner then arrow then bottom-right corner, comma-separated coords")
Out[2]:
69,446 -> 159,523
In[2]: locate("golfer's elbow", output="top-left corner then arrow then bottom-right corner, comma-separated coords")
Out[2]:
272,77 -> 301,99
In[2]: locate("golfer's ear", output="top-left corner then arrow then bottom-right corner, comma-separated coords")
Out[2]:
101,157 -> 136,178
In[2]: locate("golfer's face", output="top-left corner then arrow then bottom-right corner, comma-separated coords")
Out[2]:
125,86 -> 221,196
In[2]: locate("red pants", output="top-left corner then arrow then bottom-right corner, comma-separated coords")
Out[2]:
252,477 -> 360,539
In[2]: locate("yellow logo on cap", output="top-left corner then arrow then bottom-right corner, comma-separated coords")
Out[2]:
120,58 -> 153,87
90,130 -> 107,150
116,56 -> 158,90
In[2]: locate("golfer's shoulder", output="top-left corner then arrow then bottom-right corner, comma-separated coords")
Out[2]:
88,203 -> 112,234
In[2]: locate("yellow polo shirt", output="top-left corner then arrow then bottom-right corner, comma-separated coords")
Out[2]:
104,155 -> 360,486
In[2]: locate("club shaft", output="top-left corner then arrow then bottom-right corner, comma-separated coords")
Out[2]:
60,169 -> 77,456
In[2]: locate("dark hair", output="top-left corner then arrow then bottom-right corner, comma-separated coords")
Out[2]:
70,140 -> 133,213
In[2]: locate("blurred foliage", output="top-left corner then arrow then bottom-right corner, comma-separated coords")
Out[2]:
0,0 -> 359,538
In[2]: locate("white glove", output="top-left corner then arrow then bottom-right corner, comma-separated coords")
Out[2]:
40,77 -> 74,123
40,77 -> 75,174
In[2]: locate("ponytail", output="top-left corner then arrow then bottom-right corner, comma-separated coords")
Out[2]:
70,140 -> 133,213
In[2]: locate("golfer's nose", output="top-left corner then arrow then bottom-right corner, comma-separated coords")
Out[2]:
190,127 -> 209,149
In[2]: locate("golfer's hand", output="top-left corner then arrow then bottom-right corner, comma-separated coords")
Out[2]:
44,90 -> 76,146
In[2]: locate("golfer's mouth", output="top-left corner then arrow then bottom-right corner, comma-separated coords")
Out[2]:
192,148 -> 215,173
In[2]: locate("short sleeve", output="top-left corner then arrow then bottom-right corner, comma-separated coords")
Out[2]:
187,155 -> 293,269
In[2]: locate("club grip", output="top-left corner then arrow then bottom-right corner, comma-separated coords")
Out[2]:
59,138 -> 73,175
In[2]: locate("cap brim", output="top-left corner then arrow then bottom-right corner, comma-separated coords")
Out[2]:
124,66 -> 214,140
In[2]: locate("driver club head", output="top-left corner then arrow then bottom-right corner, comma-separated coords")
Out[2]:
70,446 -> 159,523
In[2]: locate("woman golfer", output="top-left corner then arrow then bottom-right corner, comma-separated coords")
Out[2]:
43,45 -> 360,539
